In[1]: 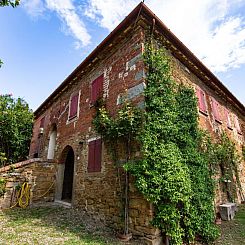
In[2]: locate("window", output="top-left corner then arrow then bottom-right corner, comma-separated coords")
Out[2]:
196,88 -> 208,114
212,98 -> 222,123
69,93 -> 79,119
88,138 -> 102,173
47,124 -> 57,160
40,116 -> 45,128
91,75 -> 103,104
225,109 -> 232,130
234,116 -> 242,135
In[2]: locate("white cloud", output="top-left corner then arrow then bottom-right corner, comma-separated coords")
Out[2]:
85,0 -> 245,73
46,0 -> 91,47
21,0 -> 245,72
23,0 -> 91,47
22,0 -> 46,17
85,0 -> 139,30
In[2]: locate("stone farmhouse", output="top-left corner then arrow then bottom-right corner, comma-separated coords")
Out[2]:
27,2 -> 244,244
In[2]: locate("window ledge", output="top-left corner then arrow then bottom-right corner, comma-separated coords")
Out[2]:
215,119 -> 222,124
66,116 -> 78,124
199,110 -> 208,116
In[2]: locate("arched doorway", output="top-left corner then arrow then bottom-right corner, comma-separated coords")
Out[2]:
47,124 -> 57,160
55,146 -> 75,203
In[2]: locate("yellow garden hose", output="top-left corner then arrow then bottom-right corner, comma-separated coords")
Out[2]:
17,182 -> 30,208
7,182 -> 30,209
7,181 -> 55,209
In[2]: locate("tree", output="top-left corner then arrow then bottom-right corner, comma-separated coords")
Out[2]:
0,0 -> 20,67
0,94 -> 33,166
0,0 -> 19,7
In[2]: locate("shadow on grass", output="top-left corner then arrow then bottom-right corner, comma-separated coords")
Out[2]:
1,205 -> 122,245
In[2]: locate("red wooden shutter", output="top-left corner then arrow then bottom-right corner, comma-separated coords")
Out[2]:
88,139 -> 102,172
40,117 -> 45,128
69,93 -> 79,119
225,109 -> 232,129
212,99 -> 221,122
94,139 -> 102,172
234,116 -> 242,134
91,75 -> 103,104
88,141 -> 96,172
196,88 -> 207,113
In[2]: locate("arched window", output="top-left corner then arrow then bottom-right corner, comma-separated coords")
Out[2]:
47,124 -> 57,160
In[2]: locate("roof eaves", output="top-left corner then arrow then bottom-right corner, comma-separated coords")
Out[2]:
34,2 -> 245,117
34,2 -> 143,117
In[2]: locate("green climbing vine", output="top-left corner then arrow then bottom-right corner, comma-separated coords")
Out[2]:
93,99 -> 143,236
208,133 -> 244,202
93,45 -> 243,244
125,46 -> 219,244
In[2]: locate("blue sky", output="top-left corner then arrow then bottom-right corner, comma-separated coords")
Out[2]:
0,0 -> 245,111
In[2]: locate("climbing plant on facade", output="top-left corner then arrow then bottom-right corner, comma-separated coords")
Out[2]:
125,45 -> 219,244
209,132 -> 244,202
93,45 -> 244,244
93,100 -> 143,236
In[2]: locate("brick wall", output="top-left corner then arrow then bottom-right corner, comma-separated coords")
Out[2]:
28,19 -> 244,244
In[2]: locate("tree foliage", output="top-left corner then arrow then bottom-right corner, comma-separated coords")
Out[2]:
0,94 -> 33,166
0,0 -> 19,7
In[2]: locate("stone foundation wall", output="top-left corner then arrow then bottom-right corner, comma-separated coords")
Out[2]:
0,159 -> 56,209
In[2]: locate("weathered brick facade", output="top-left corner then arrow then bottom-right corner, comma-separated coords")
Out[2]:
28,3 -> 245,244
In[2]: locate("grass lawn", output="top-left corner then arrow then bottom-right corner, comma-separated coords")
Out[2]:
0,204 -> 245,244
215,204 -> 245,245
0,205 -> 131,245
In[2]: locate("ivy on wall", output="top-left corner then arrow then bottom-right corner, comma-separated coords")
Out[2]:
93,99 -> 143,236
208,133 -> 244,202
125,46 -> 219,244
93,45 -> 243,244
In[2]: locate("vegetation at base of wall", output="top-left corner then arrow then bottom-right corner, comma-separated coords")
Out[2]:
0,94 -> 33,166
0,177 -> 6,197
93,45 -> 243,244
